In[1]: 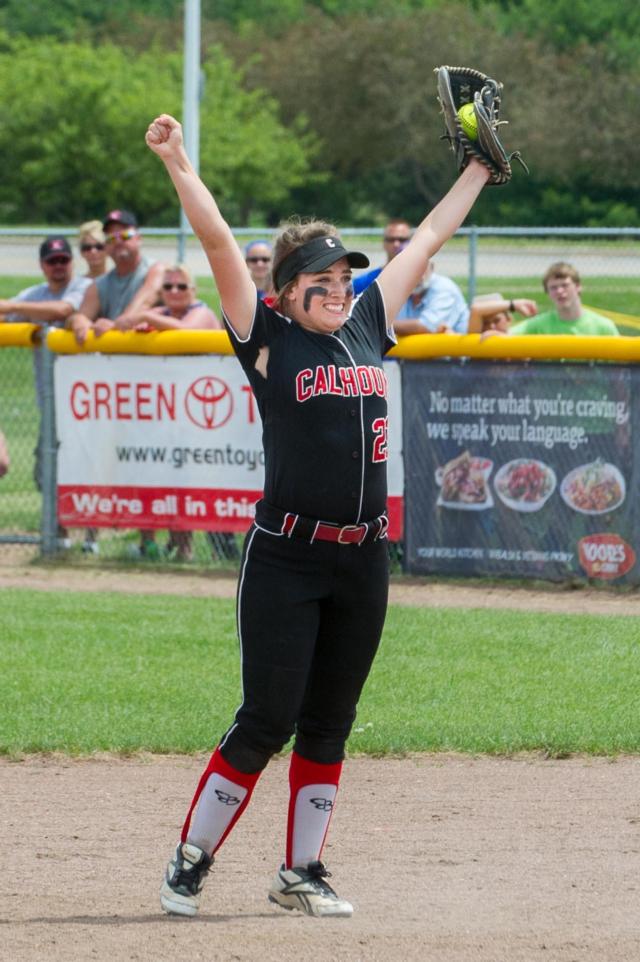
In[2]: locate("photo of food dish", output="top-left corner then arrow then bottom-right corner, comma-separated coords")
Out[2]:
435,450 -> 494,510
560,459 -> 626,515
494,458 -> 556,513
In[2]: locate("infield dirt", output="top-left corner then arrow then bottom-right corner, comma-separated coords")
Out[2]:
2,556 -> 639,961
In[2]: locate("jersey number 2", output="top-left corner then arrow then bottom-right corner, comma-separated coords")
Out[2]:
371,417 -> 388,462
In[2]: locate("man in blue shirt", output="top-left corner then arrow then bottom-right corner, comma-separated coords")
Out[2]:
353,218 -> 412,295
393,260 -> 469,334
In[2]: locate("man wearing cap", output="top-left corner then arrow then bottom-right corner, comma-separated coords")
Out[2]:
68,209 -> 165,344
0,235 -> 92,407
0,235 -> 92,516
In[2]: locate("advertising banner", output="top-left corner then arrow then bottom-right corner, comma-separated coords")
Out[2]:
403,361 -> 638,584
55,354 -> 404,537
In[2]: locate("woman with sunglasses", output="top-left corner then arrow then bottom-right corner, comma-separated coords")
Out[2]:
129,265 -> 222,332
77,220 -> 109,280
244,240 -> 273,299
146,111 -> 490,920
120,264 -> 223,561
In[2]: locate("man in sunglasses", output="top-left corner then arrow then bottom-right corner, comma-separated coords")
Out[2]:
352,218 -> 412,295
0,236 -> 92,403
68,209 -> 165,345
0,236 -> 91,330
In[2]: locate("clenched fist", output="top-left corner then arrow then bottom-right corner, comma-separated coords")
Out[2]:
145,114 -> 184,159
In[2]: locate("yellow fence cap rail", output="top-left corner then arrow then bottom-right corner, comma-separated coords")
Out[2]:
388,333 -> 640,362
0,323 -> 40,347
46,328 -> 235,355
44,327 -> 640,362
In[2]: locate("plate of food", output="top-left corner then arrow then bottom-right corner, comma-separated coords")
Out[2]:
435,450 -> 494,510
494,458 -> 556,512
560,459 -> 626,515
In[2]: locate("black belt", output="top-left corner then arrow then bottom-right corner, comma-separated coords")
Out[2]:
280,510 -> 388,546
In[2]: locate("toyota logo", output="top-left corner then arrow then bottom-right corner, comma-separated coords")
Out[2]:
184,376 -> 233,429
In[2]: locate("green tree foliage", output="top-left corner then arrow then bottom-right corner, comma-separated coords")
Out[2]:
233,6 -> 640,225
1,3 -> 640,226
0,35 -> 314,225
496,0 -> 640,68
0,0 -> 180,39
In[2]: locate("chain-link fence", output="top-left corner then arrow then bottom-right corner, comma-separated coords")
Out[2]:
0,344 -> 41,548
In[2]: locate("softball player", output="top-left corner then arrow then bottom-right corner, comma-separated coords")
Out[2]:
146,113 -> 489,918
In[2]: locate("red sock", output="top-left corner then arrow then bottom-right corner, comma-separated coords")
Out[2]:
286,752 -> 343,869
182,748 -> 261,855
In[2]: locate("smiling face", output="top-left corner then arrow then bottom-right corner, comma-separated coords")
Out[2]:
104,222 -> 141,272
285,257 -> 354,333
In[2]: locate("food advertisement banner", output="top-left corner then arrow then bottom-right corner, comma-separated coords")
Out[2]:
54,354 -> 404,537
403,361 -> 638,583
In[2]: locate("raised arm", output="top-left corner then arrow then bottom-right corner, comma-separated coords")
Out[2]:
467,297 -> 538,334
377,160 -> 489,320
145,114 -> 255,338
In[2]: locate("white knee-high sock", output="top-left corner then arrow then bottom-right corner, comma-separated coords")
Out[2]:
182,747 -> 261,855
286,752 -> 343,869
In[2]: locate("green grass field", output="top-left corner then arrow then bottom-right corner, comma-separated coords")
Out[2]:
2,587 -> 638,757
0,346 -> 40,531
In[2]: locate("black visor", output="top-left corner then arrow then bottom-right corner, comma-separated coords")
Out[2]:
273,236 -> 369,292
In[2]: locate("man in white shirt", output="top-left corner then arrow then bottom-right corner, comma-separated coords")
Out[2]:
393,260 -> 469,334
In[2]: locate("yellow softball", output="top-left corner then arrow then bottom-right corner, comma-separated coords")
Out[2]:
457,102 -> 478,141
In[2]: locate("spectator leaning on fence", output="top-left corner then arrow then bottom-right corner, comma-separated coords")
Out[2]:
467,293 -> 539,334
67,209 -> 166,557
0,236 -> 92,489
68,209 -> 165,345
130,265 -> 222,332
119,264 -> 225,561
392,259 -> 470,334
352,218 -> 412,295
509,262 -> 619,336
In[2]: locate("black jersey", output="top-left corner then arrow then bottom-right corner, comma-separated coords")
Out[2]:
224,282 -> 396,524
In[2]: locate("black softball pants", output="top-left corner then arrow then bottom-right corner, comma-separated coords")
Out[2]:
219,523 -> 389,772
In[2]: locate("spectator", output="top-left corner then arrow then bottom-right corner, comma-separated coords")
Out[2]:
78,220 -> 109,279
393,260 -> 469,334
76,220 -> 110,553
68,210 -> 166,557
131,265 -> 222,332
0,429 -> 9,478
68,209 -> 165,344
244,240 -> 273,299
0,237 -> 92,534
353,218 -> 412,295
467,293 -> 539,334
510,262 -> 619,336
125,265 -> 224,561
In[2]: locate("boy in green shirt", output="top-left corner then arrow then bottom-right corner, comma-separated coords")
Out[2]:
510,262 -> 619,336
